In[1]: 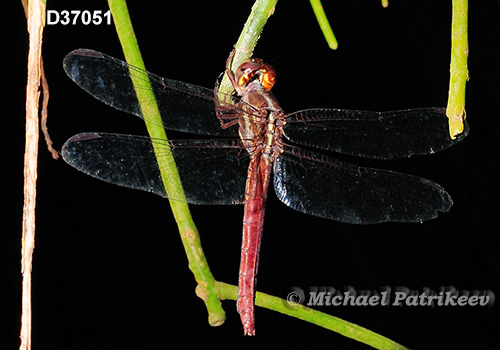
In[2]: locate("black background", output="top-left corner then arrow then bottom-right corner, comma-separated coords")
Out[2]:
6,1 -> 499,349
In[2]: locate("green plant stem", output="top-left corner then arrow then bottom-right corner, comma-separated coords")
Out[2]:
218,0 -> 278,96
107,0 -> 225,327
217,282 -> 408,349
447,0 -> 468,139
309,0 -> 338,49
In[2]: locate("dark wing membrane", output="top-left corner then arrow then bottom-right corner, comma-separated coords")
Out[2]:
273,145 -> 452,224
284,107 -> 469,159
63,49 -> 238,137
61,133 -> 248,205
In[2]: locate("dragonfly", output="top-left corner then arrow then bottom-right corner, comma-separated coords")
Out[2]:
61,49 -> 468,335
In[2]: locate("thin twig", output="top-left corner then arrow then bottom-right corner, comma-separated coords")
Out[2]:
107,0 -> 226,326
447,0 -> 468,139
22,0 -> 58,160
21,1 -> 46,349
309,0 -> 338,49
40,64 -> 59,159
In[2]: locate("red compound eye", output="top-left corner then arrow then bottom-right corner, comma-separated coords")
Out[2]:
235,58 -> 276,91
259,66 -> 276,91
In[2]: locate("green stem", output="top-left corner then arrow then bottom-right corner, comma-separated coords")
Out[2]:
309,0 -> 338,49
217,282 -> 408,349
107,0 -> 225,327
447,0 -> 468,139
218,0 -> 279,96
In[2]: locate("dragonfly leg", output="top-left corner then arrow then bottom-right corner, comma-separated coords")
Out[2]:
224,49 -> 246,95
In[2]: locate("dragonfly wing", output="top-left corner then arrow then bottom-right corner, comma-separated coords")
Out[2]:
63,49 -> 238,137
61,133 -> 248,205
284,107 -> 468,159
273,146 -> 452,224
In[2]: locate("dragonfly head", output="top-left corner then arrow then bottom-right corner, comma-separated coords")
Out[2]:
236,58 -> 276,92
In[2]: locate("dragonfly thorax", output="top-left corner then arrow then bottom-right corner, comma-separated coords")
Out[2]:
237,86 -> 285,158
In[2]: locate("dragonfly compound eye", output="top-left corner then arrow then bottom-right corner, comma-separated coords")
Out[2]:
259,65 -> 276,91
236,58 -> 266,88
